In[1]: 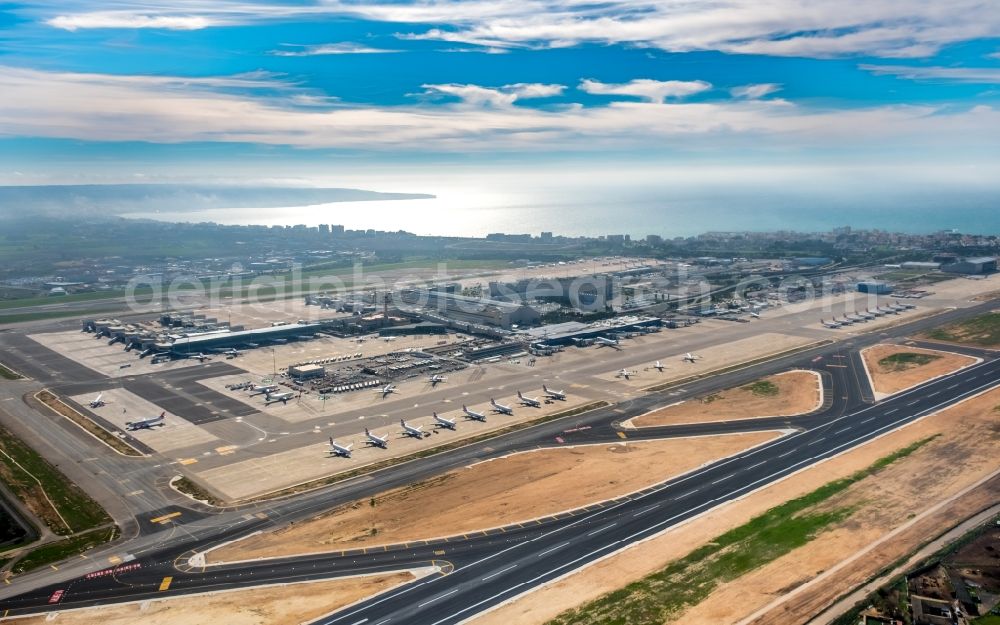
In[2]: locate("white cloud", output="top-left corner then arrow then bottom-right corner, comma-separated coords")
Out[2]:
730,83 -> 782,99
860,64 -> 1000,83
37,1 -> 1000,59
1,65 -> 999,154
420,82 -> 564,106
580,78 -> 711,103
272,43 -> 401,56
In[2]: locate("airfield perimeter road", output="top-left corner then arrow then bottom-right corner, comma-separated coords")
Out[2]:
0,301 -> 998,622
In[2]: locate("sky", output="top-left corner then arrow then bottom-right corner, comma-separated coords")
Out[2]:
1,1 -> 1000,202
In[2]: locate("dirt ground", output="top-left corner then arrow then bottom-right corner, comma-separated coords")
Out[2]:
468,384 -> 1000,625
210,432 -> 780,563
862,344 -> 977,396
627,371 -> 821,428
18,571 -> 416,625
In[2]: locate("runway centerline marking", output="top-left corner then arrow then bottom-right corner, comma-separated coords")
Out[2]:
537,542 -> 570,557
482,565 -> 517,581
418,587 -> 459,608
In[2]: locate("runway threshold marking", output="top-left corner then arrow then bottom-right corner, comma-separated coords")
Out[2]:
150,512 -> 181,524
617,431 -> 627,439
177,458 -> 198,466
433,550 -> 446,556
159,576 -> 173,591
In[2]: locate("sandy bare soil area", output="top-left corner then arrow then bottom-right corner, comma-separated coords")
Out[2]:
469,384 -> 1000,625
19,571 -> 416,625
211,432 -> 780,563
627,371 -> 821,428
862,344 -> 977,396
678,386 -> 1000,625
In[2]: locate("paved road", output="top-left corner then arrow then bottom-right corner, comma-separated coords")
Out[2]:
0,301 -> 997,620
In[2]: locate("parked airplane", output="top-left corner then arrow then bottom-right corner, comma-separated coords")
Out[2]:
490,398 -> 514,415
866,307 -> 885,317
616,368 -> 635,380
375,384 -> 397,399
517,391 -> 541,407
682,353 -> 702,363
400,419 -> 424,439
265,391 -> 295,405
749,311 -> 761,319
895,300 -> 916,309
835,315 -> 855,325
248,384 -> 280,397
433,412 -> 457,430
188,353 -> 211,362
542,384 -> 567,400
820,318 -> 842,329
89,393 -> 106,408
125,412 -> 165,431
428,374 -> 448,386
595,336 -> 621,350
222,348 -> 243,357
462,405 -> 487,422
856,310 -> 875,320
652,361 -> 665,372
364,428 -> 389,449
328,438 -> 352,458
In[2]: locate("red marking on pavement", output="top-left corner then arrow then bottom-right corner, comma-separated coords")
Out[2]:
555,436 -> 565,444
48,589 -> 64,604
85,562 -> 141,580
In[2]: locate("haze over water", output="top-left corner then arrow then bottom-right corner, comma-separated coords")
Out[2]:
124,176 -> 1000,238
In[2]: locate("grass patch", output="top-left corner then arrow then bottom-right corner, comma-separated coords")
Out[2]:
924,311 -> 1000,347
0,424 -> 112,535
0,362 -> 22,380
11,526 -> 119,574
742,380 -> 780,397
972,615 -> 1000,625
172,476 -> 225,507
34,390 -> 143,457
547,436 -> 938,625
877,352 -> 941,372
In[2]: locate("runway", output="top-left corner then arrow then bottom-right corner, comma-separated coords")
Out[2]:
0,301 -> 997,621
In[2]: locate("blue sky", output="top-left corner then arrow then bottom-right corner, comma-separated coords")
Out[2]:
1,1 -> 1000,189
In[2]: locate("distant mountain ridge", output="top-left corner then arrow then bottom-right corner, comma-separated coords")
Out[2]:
0,184 -> 434,217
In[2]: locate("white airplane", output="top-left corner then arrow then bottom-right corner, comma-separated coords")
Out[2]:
222,348 -> 243,357
856,310 -> 876,320
895,300 -> 916,309
517,391 -> 541,407
876,306 -> 898,315
248,384 -> 280,396
125,412 -> 165,431
433,412 -> 457,430
89,393 -> 106,408
820,318 -> 842,329
835,315 -> 855,325
189,353 -> 211,362
265,391 -> 295,405
400,419 -> 424,439
542,384 -> 566,400
867,307 -> 885,317
652,361 -> 666,372
846,312 -> 867,323
682,353 -> 702,363
328,438 -> 352,458
375,384 -> 397,399
428,374 -> 448,386
594,336 -> 621,350
616,368 -> 635,380
364,428 -> 389,449
490,398 -> 514,415
462,405 -> 487,422
749,311 -> 761,318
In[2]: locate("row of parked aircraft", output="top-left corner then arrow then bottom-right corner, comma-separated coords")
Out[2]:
327,384 -> 568,457
820,302 -> 915,329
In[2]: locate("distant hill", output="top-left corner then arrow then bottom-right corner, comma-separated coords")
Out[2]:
0,184 -> 434,217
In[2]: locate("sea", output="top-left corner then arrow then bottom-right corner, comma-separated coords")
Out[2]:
121,179 -> 1000,238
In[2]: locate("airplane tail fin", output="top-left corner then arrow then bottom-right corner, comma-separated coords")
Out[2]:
517,391 -> 523,398
365,427 -> 371,435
